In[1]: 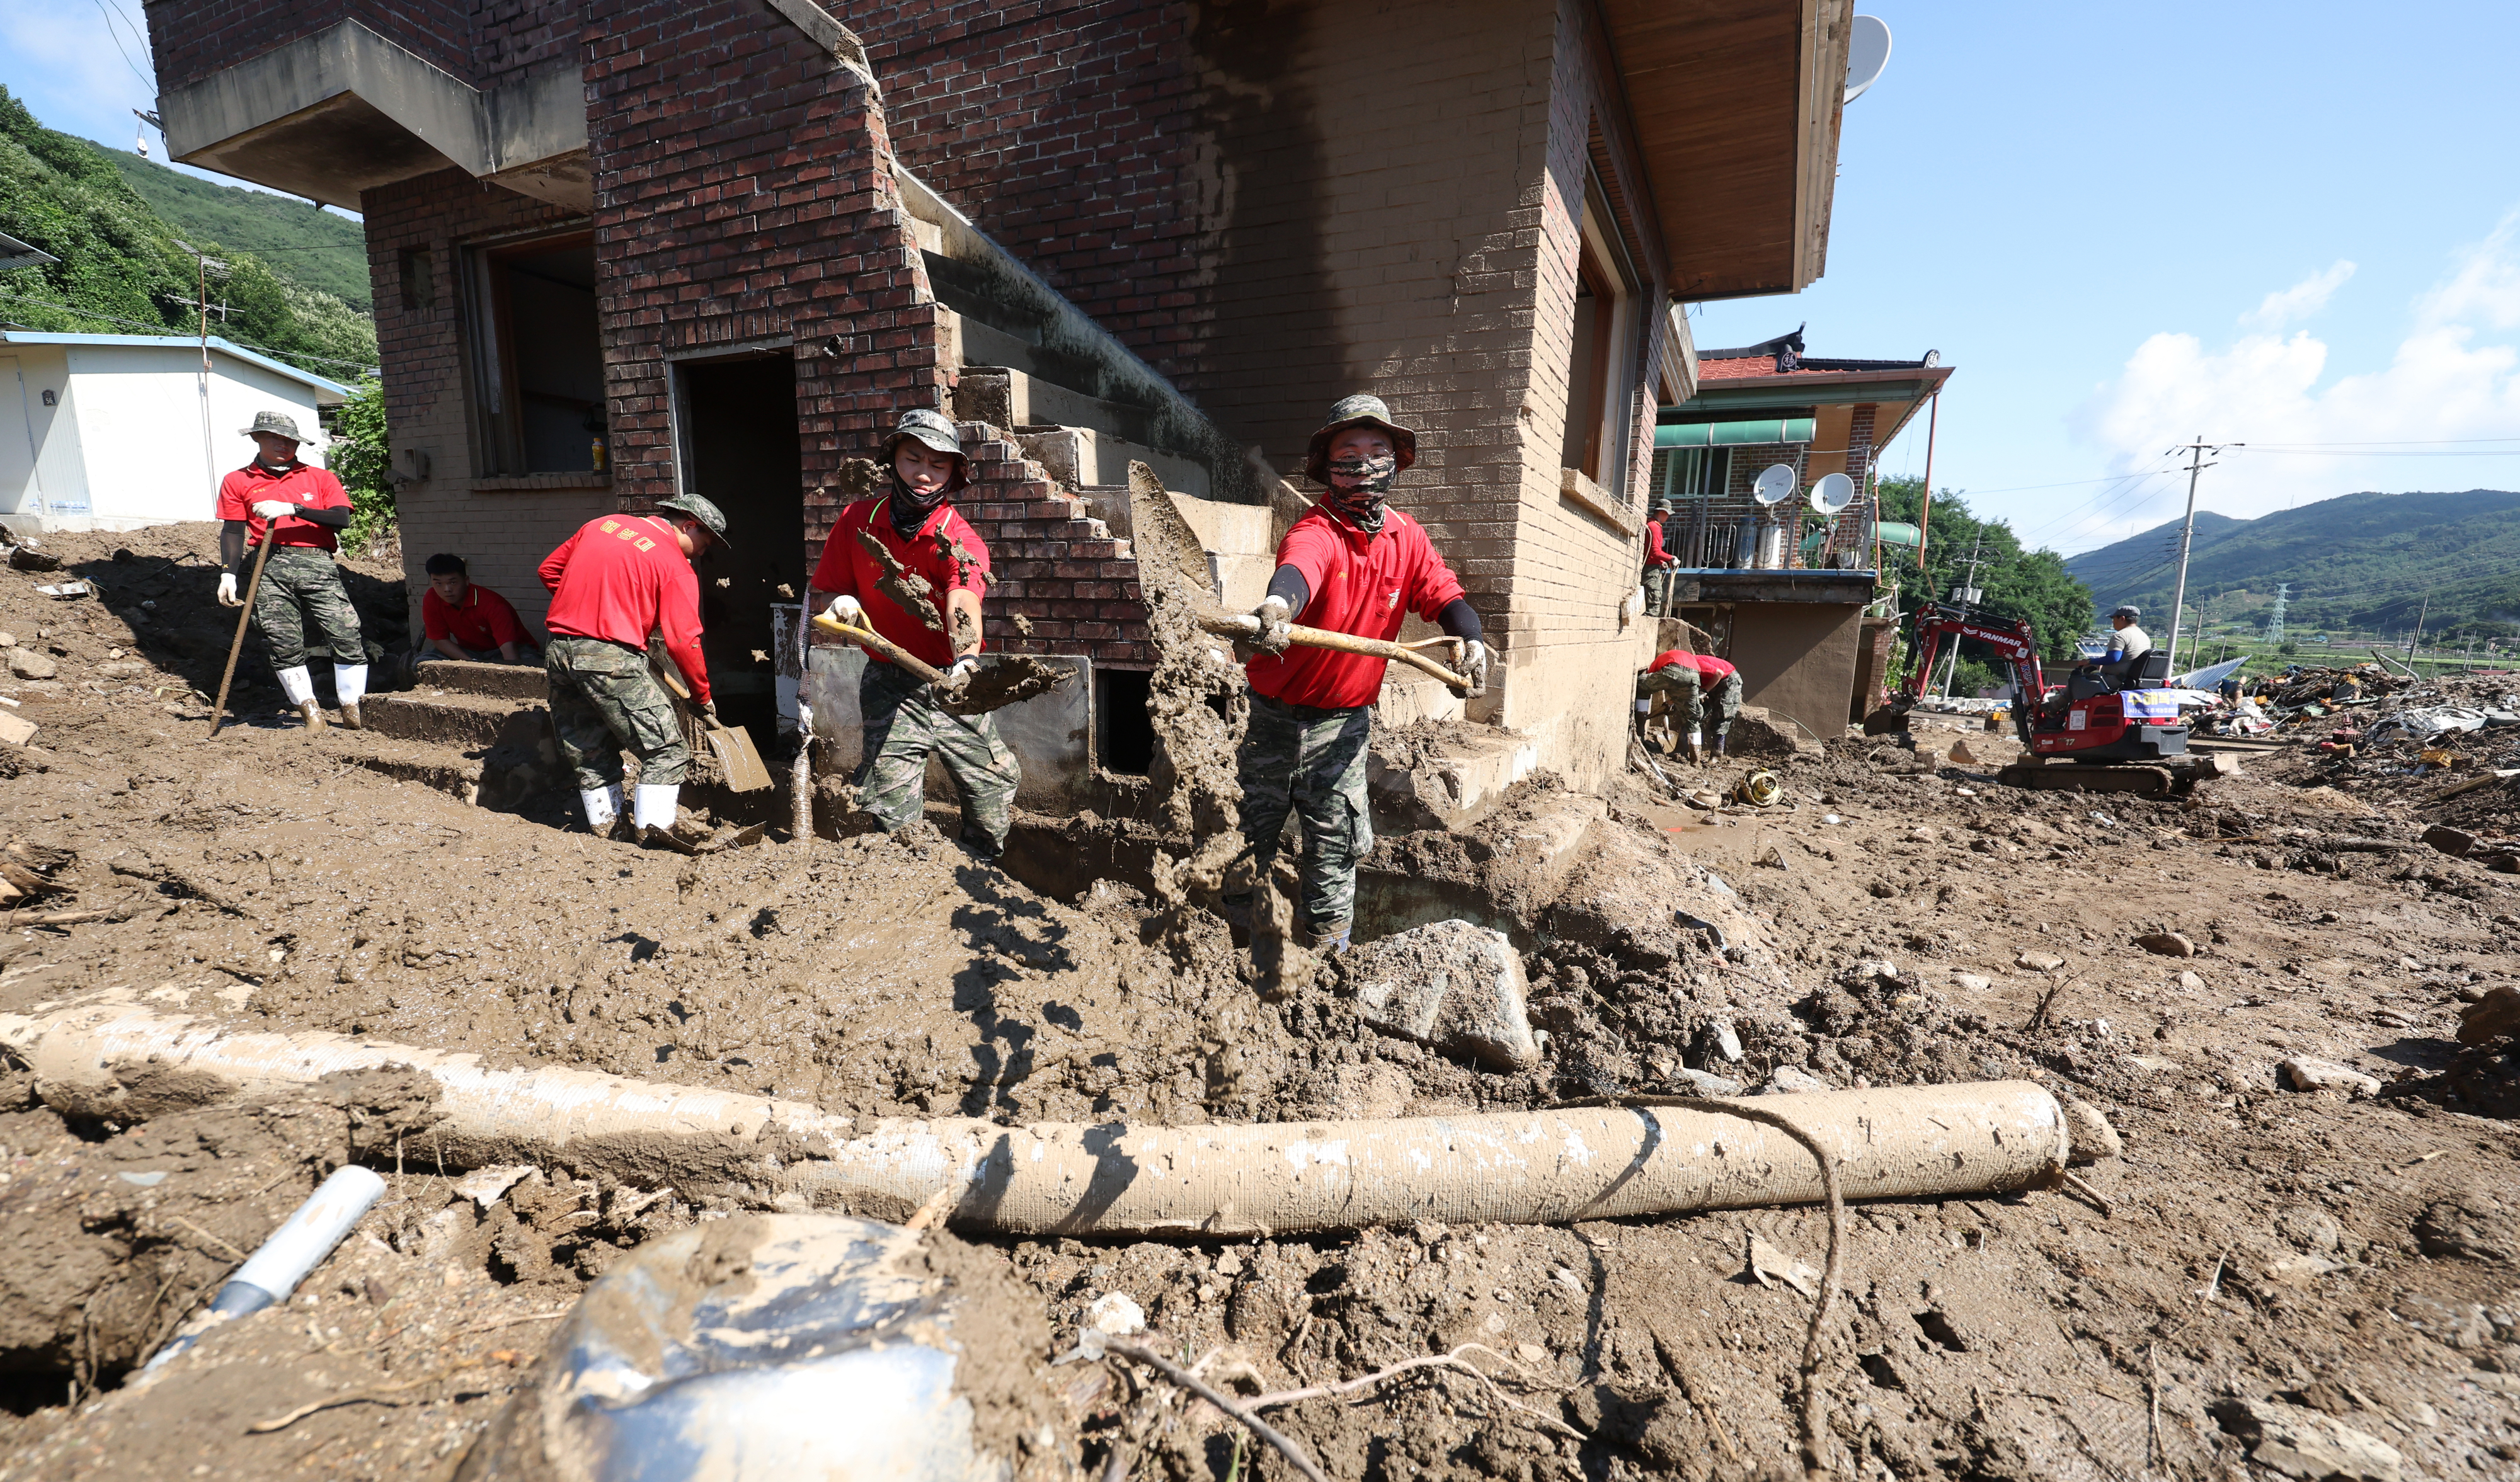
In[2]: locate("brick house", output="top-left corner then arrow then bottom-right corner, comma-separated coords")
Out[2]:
1650,326 -> 1950,737
142,0 -> 1856,801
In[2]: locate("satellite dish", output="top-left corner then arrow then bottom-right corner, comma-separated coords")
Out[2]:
1809,472 -> 1855,515
1752,464 -> 1799,505
1844,15 -> 1892,103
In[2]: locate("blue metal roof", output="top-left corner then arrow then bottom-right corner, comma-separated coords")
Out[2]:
0,331 -> 353,400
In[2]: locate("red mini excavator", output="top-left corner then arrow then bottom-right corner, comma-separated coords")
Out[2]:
1868,602 -> 2213,797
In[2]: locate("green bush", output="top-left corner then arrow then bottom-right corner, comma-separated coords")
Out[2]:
329,377 -> 394,557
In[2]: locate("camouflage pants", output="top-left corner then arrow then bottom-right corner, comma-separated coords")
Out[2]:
856,658 -> 1021,849
1634,667 -> 1742,741
545,635 -> 690,789
251,544 -> 363,670
1237,693 -> 1375,935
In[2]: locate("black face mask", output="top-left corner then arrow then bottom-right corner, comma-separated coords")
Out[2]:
887,469 -> 950,540
1323,452 -> 1398,534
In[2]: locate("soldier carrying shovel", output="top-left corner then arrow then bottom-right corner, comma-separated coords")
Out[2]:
1234,395 -> 1488,957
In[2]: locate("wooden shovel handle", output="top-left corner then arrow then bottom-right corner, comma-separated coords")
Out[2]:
1198,612 -> 1471,690
809,611 -> 949,685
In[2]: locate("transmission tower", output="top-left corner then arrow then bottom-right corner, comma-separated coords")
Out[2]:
2261,583 -> 2289,644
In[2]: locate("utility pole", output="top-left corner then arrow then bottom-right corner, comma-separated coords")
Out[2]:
2163,435 -> 2242,659
1937,532 -> 1988,697
2407,593 -> 2430,661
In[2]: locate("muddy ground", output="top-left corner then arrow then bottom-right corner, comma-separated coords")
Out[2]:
2,525 -> 2519,1479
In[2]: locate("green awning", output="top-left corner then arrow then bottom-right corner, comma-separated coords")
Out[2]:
1656,418 -> 1815,448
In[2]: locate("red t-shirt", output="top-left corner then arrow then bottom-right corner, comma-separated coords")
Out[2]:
537,515 -> 710,704
808,496 -> 993,670
1649,649 -> 1736,688
1644,519 -> 1675,566
1246,505 -> 1467,710
214,461 -> 351,552
422,582 -> 529,653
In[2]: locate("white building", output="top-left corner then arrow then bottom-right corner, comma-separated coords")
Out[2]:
0,331 -> 350,532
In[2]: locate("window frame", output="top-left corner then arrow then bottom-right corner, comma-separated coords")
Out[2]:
459,228 -> 598,478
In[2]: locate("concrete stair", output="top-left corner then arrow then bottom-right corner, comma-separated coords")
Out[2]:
346,660 -> 559,809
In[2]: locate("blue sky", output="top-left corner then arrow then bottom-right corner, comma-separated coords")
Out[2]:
1695,1 -> 2520,552
12,2 -> 2519,555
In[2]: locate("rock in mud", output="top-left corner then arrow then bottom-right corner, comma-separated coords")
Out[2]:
2457,984 -> 2520,1046
2016,950 -> 2065,972
2413,1199 -> 2518,1262
1671,1067 -> 1743,1097
1348,919 -> 1539,1070
2278,1056 -> 2380,1097
2422,824 -> 2478,857
2209,1396 -> 2402,1482
2135,931 -> 2196,957
7,648 -> 56,680
1762,1065 -> 1831,1095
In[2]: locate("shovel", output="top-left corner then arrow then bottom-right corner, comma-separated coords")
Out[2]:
649,663 -> 774,793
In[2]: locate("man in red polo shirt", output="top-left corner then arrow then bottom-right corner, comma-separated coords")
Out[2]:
538,493 -> 728,842
1237,395 -> 1487,955
1638,647 -> 1743,762
213,411 -> 367,730
1642,501 -> 1680,614
809,408 -> 1017,860
420,553 -> 539,665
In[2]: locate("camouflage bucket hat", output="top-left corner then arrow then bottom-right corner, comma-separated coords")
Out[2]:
655,491 -> 731,550
238,409 -> 305,442
1303,394 -> 1418,484
879,408 -> 970,493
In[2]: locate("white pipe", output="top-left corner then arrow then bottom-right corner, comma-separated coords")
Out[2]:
6,1004 -> 2112,1238
141,1165 -> 385,1372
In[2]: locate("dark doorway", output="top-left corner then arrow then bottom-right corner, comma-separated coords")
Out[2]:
675,355 -> 804,746
1096,668 -> 1155,774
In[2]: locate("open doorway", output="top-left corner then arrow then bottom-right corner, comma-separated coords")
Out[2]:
675,353 -> 803,746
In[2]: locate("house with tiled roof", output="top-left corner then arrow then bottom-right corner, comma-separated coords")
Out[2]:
1648,326 -> 1950,737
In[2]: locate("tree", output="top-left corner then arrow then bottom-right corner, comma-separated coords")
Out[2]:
328,377 -> 395,557
1873,476 -> 2097,672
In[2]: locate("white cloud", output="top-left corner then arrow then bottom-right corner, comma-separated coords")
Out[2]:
2071,210 -> 2520,544
2240,260 -> 2354,330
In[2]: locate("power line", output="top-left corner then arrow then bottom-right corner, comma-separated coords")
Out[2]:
87,0 -> 154,87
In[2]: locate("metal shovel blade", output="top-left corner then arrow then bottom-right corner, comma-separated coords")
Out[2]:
705,723 -> 774,793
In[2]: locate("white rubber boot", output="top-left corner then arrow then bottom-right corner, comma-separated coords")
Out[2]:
581,785 -> 624,833
634,784 -> 679,833
333,662 -> 368,730
276,665 -> 315,707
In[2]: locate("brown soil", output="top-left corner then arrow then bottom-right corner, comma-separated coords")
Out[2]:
4,529 -> 2520,1479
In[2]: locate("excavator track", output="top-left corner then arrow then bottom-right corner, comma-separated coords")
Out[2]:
1996,762 -> 2175,797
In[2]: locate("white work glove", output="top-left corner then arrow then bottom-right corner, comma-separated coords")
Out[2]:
824,593 -> 864,626
216,572 -> 242,607
251,499 -> 295,520
1252,595 -> 1293,656
1451,638 -> 1490,699
933,656 -> 978,698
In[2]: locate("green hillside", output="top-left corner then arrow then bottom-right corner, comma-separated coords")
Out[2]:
109,150 -> 371,311
2065,490 -> 2520,641
0,85 -> 374,378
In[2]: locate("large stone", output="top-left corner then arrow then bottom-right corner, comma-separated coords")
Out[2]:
2458,985 -> 2520,1047
2278,1056 -> 2381,1097
1349,919 -> 1538,1070
6,649 -> 57,680
2209,1398 -> 2402,1482
2135,931 -> 2196,958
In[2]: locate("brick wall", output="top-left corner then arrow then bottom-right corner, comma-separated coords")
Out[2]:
584,0 -> 949,578
956,423 -> 1154,666
358,167 -> 600,636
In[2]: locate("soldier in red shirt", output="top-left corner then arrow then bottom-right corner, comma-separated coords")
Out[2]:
419,553 -> 539,665
1637,648 -> 1743,762
808,409 -> 1017,860
537,493 -> 728,842
1642,502 -> 1680,615
1236,396 -> 1487,955
213,411 -> 367,730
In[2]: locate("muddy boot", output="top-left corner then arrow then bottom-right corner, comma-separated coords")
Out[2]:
297,700 -> 328,731
956,826 -> 1003,864
336,701 -> 364,731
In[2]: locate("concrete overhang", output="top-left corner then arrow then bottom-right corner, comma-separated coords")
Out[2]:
1664,569 -> 1876,604
1602,0 -> 1852,300
156,20 -> 589,212
1673,363 -> 1951,443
